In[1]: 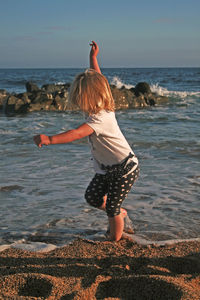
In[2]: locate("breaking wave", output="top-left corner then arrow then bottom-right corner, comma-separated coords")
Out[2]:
110,76 -> 200,99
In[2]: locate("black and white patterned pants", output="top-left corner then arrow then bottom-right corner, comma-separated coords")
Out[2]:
85,166 -> 139,217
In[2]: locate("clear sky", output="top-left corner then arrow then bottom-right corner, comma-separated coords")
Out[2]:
0,0 -> 199,68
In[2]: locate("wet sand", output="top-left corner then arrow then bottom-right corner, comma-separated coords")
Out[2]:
0,238 -> 199,299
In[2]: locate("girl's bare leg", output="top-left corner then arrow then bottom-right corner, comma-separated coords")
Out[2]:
98,195 -> 127,241
108,215 -> 123,241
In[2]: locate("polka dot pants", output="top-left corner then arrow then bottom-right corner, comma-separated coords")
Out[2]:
85,166 -> 139,217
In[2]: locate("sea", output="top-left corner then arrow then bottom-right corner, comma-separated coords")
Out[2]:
0,68 -> 200,252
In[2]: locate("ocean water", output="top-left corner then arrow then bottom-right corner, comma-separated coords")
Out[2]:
0,68 -> 200,252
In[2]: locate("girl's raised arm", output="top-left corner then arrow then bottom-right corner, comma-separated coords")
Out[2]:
89,41 -> 101,74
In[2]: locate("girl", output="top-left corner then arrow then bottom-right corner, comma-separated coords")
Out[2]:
34,41 -> 139,241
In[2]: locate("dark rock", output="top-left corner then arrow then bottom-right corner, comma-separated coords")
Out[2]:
42,84 -> 63,94
59,91 -> 69,99
15,99 -> 29,113
29,101 -> 53,112
16,92 -> 31,104
54,95 -> 69,111
135,82 -> 151,96
26,81 -> 40,93
0,89 -> 7,93
154,96 -> 168,104
5,95 -> 29,114
131,94 -> 148,108
146,98 -> 156,106
30,91 -> 51,104
0,90 -> 9,111
5,95 -> 18,114
3,81 -> 169,115
110,86 -> 129,109
130,87 -> 136,94
42,83 -> 70,94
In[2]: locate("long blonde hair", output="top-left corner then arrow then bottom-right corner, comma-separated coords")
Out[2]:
69,69 -> 115,115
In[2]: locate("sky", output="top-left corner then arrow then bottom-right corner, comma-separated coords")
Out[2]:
0,0 -> 199,68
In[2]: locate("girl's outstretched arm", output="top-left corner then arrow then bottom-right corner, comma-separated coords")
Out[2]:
33,123 -> 94,148
90,41 -> 101,74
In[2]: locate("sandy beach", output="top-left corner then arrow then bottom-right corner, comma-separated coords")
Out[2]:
0,238 -> 199,299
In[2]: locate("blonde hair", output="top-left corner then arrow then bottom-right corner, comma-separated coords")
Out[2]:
69,69 -> 115,115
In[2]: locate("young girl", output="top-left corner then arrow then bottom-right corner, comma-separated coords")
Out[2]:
34,41 -> 139,241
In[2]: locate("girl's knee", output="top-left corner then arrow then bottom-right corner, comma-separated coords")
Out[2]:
106,205 -> 121,217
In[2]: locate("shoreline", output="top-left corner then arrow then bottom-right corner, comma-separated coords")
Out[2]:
1,235 -> 200,253
0,237 -> 199,299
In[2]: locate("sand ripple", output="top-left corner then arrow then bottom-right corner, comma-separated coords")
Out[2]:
0,238 -> 199,299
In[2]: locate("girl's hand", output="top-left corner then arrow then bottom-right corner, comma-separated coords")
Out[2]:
90,41 -> 99,58
33,134 -> 51,148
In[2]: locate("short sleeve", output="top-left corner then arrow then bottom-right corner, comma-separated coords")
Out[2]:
85,113 -> 103,136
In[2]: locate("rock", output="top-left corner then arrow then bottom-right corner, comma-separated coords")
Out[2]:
134,82 -> 151,96
5,95 -> 30,114
16,92 -> 31,104
3,81 -> 169,115
5,95 -> 18,114
130,87 -> 136,93
0,89 -> 8,111
110,86 -> 129,109
42,84 -> 63,94
42,83 -> 70,94
154,95 -> 168,104
30,91 -> 51,104
133,95 -> 148,108
26,81 -> 40,93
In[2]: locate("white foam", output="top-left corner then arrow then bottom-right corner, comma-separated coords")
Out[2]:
0,244 -> 11,252
12,242 -> 57,252
55,81 -> 65,85
0,242 -> 57,253
132,235 -> 200,246
111,76 -> 134,89
150,83 -> 200,99
110,76 -> 200,99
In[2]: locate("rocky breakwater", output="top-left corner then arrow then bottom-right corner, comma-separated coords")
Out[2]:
1,81 -> 168,115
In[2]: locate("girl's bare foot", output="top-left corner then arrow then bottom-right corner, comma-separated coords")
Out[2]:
105,208 -> 134,238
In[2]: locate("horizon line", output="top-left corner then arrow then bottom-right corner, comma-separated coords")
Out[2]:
0,66 -> 199,69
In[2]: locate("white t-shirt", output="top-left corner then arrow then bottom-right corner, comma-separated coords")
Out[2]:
86,110 -> 138,174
